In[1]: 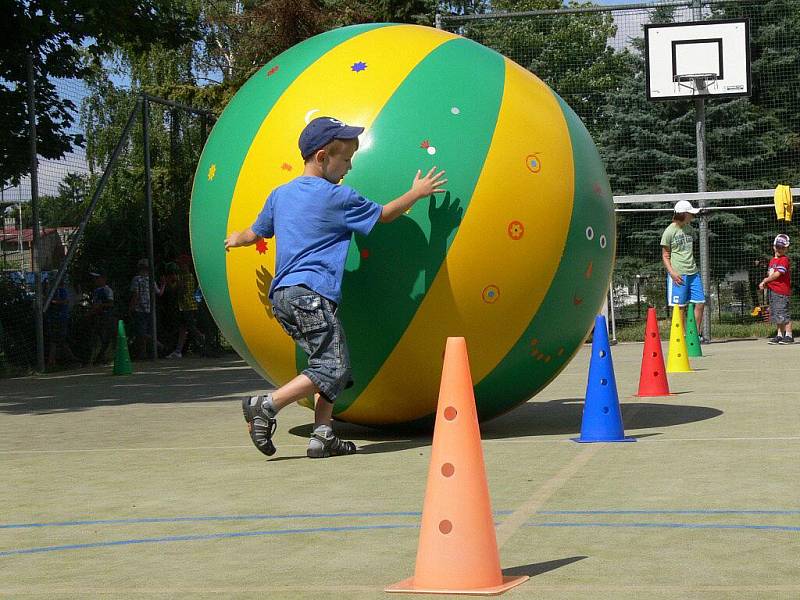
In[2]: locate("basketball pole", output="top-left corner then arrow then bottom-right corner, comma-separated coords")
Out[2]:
692,0 -> 712,342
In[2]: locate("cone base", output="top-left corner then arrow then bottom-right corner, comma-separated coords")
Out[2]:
386,575 -> 529,595
634,392 -> 675,398
666,367 -> 693,373
571,436 -> 636,443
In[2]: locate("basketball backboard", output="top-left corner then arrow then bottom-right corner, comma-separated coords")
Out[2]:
645,19 -> 751,101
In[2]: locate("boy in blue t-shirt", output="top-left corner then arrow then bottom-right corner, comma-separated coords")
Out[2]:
225,116 -> 447,458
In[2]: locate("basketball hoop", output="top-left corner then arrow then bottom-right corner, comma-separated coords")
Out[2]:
673,72 -> 719,95
645,20 -> 750,101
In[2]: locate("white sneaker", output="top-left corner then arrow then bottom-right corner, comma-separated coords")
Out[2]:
167,350 -> 182,358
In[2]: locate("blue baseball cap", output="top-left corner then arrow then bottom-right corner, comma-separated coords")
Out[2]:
298,116 -> 364,159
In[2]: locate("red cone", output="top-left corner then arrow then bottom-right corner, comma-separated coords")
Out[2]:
636,307 -> 672,397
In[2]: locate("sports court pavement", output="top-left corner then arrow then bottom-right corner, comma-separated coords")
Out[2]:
1,339 -> 799,599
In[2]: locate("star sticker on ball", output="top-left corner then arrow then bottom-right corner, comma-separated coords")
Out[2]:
207,164 -> 216,181
267,65 -> 279,77
420,140 -> 436,155
351,61 -> 367,73
255,239 -> 268,254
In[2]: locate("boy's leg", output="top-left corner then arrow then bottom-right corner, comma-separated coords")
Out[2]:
688,274 -> 706,340
694,302 -> 704,334
272,374 -> 319,409
241,375 -> 319,457
308,393 -> 356,458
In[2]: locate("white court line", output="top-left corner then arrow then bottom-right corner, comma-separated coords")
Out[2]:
1,436 -> 799,455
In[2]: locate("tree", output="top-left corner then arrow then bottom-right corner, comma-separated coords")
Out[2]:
710,0 -> 800,187
451,0 -> 627,129
0,0 -> 198,189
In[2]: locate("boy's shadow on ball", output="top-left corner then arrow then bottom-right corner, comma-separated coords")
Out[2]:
329,192 -> 463,404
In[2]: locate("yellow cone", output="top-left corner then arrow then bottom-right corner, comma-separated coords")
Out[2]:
666,305 -> 692,373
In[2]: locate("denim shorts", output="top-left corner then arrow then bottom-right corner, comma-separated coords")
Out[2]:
271,285 -> 352,403
769,290 -> 790,324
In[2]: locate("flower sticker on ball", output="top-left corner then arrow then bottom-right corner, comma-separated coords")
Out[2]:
482,285 -> 500,304
525,153 -> 542,174
207,164 -> 216,181
420,139 -> 436,155
267,65 -> 279,77
508,220 -> 525,240
255,239 -> 268,255
351,61 -> 367,73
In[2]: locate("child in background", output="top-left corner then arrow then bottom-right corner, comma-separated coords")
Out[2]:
759,233 -> 793,344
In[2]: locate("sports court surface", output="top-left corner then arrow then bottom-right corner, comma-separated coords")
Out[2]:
2,339 -> 798,599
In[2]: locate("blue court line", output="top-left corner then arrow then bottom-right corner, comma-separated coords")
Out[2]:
527,522 -> 800,532
3,519 -> 799,557
4,509 -> 797,530
0,523 -> 419,557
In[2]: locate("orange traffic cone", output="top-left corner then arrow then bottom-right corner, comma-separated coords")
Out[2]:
386,337 -> 528,595
636,307 -> 672,397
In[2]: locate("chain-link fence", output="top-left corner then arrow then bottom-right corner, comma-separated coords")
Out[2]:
441,0 -> 799,193
613,195 -> 798,339
4,1 -> 798,373
1,64 -> 220,375
442,0 -> 800,338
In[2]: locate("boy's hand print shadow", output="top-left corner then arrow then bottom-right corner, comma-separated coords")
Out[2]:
426,191 -> 463,291
335,191 -> 464,408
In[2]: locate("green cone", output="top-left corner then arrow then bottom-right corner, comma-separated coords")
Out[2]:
113,320 -> 133,375
685,304 -> 703,357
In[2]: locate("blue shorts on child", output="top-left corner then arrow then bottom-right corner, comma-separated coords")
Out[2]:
667,272 -> 706,306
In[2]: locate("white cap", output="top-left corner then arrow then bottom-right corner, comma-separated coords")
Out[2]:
774,233 -> 790,247
674,200 -> 700,214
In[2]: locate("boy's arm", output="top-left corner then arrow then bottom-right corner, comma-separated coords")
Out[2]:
661,246 -> 683,285
379,167 -> 447,223
224,228 -> 260,251
759,268 -> 781,289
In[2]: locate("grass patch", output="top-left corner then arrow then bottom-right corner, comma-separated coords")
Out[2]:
615,320 -> 775,342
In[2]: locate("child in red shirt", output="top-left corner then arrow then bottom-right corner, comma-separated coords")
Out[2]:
759,234 -> 793,344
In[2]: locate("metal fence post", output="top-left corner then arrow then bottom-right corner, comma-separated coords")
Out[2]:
142,94 -> 158,360
692,0 -> 712,342
27,52 -> 45,372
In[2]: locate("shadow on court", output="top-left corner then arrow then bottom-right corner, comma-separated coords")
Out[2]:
288,399 -> 723,455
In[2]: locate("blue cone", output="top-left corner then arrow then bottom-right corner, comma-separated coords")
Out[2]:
572,315 -> 635,443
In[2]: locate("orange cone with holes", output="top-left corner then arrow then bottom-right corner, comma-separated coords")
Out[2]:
386,337 -> 528,595
636,307 -> 672,396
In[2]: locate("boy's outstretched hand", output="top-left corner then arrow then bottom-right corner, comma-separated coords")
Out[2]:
224,228 -> 259,252
411,167 -> 447,199
379,167 -> 449,224
224,232 -> 239,252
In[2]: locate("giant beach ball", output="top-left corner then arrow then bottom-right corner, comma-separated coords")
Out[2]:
191,23 -> 615,427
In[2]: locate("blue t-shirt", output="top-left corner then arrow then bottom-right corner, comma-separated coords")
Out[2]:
251,176 -> 382,303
